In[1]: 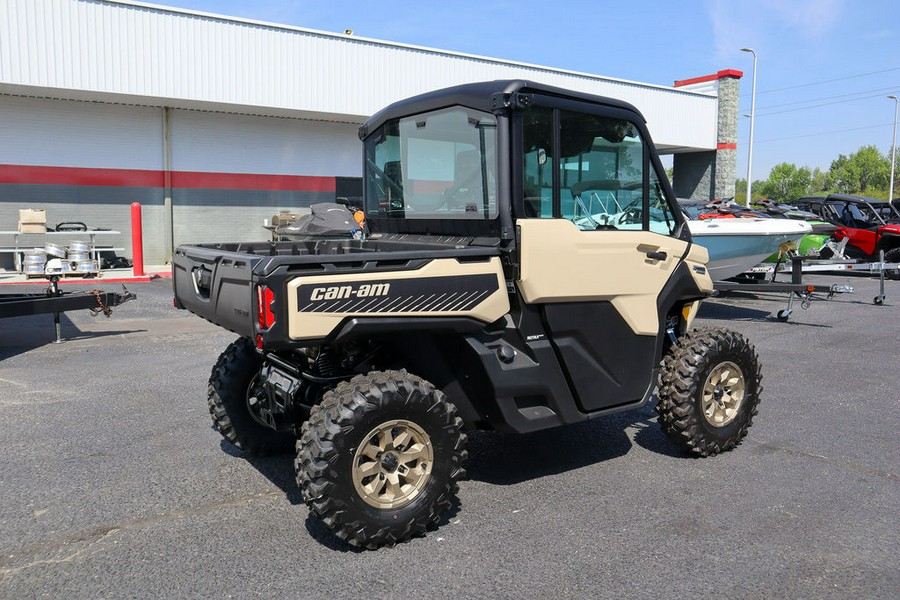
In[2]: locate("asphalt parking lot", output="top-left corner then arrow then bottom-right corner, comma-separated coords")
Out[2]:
1,274 -> 897,599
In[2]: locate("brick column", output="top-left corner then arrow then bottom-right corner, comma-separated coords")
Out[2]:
672,69 -> 743,202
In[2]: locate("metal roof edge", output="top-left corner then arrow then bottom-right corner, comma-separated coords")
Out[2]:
0,83 -> 368,123
101,0 -> 716,99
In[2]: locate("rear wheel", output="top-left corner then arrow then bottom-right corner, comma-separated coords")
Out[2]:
296,370 -> 466,549
207,337 -> 295,455
656,328 -> 762,457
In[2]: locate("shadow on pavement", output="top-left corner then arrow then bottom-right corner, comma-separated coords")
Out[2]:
220,438 -> 463,553
699,300 -> 833,328
465,402 -> 693,484
219,440 -> 302,505
629,401 -> 696,459
699,300 -> 777,321
222,403 -> 693,550
0,313 -> 144,359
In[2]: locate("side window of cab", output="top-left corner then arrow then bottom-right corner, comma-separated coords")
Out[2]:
521,104 -> 678,236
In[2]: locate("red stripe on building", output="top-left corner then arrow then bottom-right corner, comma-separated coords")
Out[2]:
0,164 -> 164,187
171,171 -> 335,191
674,69 -> 744,87
717,143 -> 737,150
0,164 -> 336,192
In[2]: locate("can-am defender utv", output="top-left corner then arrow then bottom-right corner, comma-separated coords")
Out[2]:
173,80 -> 762,549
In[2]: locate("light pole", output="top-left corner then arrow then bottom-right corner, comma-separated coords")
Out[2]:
889,95 -> 898,205
741,48 -> 757,206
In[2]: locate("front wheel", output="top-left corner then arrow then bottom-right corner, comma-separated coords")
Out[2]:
295,370 -> 466,549
656,328 -> 762,457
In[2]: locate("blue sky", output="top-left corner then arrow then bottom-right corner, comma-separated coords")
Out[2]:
152,0 -> 898,183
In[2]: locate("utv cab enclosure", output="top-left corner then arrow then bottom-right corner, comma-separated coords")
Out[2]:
173,80 -> 762,549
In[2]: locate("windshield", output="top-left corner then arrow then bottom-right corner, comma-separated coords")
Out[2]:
872,203 -> 900,223
364,106 -> 498,220
829,201 -> 882,225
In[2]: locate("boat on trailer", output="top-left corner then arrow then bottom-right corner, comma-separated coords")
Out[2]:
688,218 -> 812,281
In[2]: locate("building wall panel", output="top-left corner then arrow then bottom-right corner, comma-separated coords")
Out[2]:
0,96 -> 364,265
0,0 -> 718,149
0,95 -> 163,170
169,110 -> 360,176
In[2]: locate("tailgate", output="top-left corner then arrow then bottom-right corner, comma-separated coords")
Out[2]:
172,245 -> 262,337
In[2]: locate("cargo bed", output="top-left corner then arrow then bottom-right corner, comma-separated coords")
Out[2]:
172,237 -> 502,340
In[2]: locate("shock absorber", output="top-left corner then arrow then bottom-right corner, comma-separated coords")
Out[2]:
315,347 -> 338,376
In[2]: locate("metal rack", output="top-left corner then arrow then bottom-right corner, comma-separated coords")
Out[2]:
0,230 -> 123,273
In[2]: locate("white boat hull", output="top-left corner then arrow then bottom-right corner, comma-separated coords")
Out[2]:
688,218 -> 812,281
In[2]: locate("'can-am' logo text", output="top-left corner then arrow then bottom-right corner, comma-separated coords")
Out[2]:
309,283 -> 391,301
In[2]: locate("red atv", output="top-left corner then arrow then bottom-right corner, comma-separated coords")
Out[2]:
794,194 -> 900,271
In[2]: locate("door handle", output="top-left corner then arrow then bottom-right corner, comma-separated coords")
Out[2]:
645,250 -> 667,261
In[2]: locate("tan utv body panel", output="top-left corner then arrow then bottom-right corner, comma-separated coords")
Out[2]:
285,257 -> 510,341
681,244 -> 713,329
517,219 -> 713,335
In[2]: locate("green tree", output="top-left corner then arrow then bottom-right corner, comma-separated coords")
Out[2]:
734,178 -> 747,204
826,145 -> 891,193
757,162 -> 811,202
809,167 -> 828,195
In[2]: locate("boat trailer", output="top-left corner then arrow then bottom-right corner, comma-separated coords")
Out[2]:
0,276 -> 135,342
715,249 -> 898,321
715,255 -> 856,322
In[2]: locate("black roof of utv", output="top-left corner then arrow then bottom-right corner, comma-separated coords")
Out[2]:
359,80 -> 646,140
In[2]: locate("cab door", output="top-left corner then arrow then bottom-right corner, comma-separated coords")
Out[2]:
515,102 -> 703,413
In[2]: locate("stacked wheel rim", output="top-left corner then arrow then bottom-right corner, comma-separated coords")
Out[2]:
44,243 -> 66,258
23,251 -> 47,272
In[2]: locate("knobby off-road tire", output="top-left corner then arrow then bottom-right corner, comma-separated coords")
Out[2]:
884,247 -> 900,280
296,370 -> 466,549
207,337 -> 295,455
656,328 -> 762,457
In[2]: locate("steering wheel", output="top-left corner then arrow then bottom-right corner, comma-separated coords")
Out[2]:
616,197 -> 644,226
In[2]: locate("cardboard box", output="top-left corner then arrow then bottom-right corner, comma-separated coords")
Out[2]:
19,208 -> 46,225
272,212 -> 299,226
18,223 -> 47,233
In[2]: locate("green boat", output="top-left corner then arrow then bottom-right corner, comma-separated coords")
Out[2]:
762,220 -> 835,262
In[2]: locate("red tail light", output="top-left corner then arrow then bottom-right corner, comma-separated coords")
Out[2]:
256,285 -> 275,330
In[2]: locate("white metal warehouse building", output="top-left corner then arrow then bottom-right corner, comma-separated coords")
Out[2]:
0,0 -> 740,266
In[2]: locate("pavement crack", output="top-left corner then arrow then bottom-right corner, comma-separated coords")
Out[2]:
749,438 -> 898,481
0,489 -> 285,578
0,528 -> 120,579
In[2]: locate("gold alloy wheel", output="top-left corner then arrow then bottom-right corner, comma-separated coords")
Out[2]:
701,361 -> 746,427
352,419 -> 434,510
